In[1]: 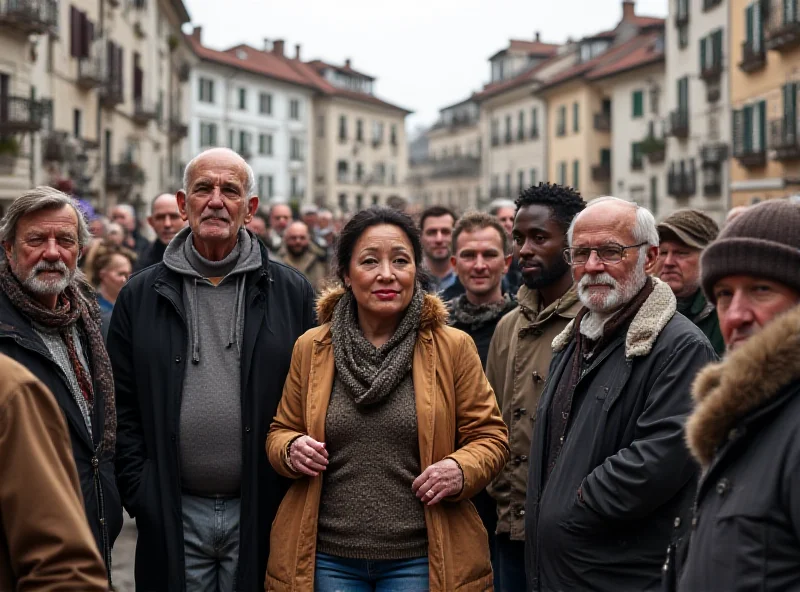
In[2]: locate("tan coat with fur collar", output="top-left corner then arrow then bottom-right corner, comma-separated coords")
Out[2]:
265,288 -> 509,591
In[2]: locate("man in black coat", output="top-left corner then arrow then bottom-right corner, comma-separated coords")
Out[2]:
677,200 -> 800,591
525,197 -> 717,592
0,186 -> 122,584
107,148 -> 315,592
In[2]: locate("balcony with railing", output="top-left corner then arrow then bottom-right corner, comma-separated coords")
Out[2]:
106,161 -> 145,190
0,96 -> 45,133
100,76 -> 124,107
631,157 -> 644,171
641,135 -> 666,164
701,142 -> 729,166
766,1 -> 800,51
733,140 -> 767,168
703,0 -> 723,10
667,169 -> 696,198
675,4 -> 689,26
667,110 -> 690,139
430,113 -> 479,132
703,178 -> 722,196
591,162 -> 611,182
770,118 -> 800,160
429,155 -> 481,179
169,116 -> 188,141
77,40 -> 107,89
133,97 -> 158,125
0,0 -> 59,35
700,58 -> 723,82
593,112 -> 611,132
739,41 -> 767,72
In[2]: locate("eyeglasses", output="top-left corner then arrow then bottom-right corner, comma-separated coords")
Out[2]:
563,242 -> 647,265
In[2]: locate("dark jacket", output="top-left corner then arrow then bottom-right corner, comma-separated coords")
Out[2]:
677,304 -> 800,592
134,239 -> 167,272
107,238 -> 316,592
677,289 -> 724,355
0,289 -> 123,579
449,297 -> 518,368
525,280 -> 718,592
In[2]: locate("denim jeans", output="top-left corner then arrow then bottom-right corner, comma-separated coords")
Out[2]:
182,494 -> 240,592
315,552 -> 429,592
493,533 -> 526,592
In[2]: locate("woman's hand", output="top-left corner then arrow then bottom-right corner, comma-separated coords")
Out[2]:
412,458 -> 464,506
287,436 -> 329,477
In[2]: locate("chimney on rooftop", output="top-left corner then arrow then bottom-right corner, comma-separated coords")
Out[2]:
273,39 -> 285,56
191,26 -> 202,42
295,44 -> 301,60
535,31 -> 540,42
263,38 -> 270,52
622,0 -> 636,20
345,58 -> 351,69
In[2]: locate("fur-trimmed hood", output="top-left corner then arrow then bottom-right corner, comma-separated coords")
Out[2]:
551,278 -> 677,358
686,303 -> 800,468
316,286 -> 449,330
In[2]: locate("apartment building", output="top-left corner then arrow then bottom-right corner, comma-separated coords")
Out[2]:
187,32 -> 315,206
29,0 -> 192,215
0,0 -> 58,209
592,38 -> 667,216
297,59 -> 411,214
730,0 -> 800,206
663,0 -> 730,223
420,98 -> 482,211
474,35 -> 576,202
537,1 -> 664,200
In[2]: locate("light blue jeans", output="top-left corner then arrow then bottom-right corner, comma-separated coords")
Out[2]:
182,494 -> 240,592
314,552 -> 430,591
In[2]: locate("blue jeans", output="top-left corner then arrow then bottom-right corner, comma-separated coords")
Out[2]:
182,494 -> 240,592
315,552 -> 429,592
493,533 -> 526,592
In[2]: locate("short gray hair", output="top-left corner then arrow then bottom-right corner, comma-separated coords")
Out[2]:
567,196 -> 659,248
0,186 -> 91,250
488,198 -> 516,216
182,148 -> 256,197
111,203 -> 136,218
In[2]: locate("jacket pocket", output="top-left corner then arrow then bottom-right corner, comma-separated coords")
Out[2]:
710,511 -> 768,588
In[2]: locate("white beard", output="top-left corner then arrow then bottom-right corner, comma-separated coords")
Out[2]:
577,261 -> 648,315
579,311 -> 611,340
15,256 -> 75,296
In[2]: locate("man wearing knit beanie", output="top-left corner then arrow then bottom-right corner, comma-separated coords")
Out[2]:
677,204 -> 800,591
657,209 -> 724,354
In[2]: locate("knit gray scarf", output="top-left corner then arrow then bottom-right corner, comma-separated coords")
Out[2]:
449,293 -> 518,331
331,287 -> 423,407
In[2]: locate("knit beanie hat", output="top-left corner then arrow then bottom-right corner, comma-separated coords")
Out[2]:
701,200 -> 800,304
658,209 -> 720,249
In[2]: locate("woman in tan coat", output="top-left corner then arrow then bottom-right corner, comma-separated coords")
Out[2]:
266,207 -> 509,592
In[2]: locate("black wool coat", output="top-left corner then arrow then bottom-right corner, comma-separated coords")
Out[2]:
106,241 -> 315,592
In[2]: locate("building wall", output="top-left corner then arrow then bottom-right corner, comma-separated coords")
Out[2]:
482,86 -> 548,201
188,60 -> 314,205
603,64 -> 668,217
315,97 -> 408,214
729,0 -> 800,207
423,121 -> 481,211
664,0 -> 730,223
545,81 -> 611,199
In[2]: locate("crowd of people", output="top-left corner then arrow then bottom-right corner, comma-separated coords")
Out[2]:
1,145 -> 799,592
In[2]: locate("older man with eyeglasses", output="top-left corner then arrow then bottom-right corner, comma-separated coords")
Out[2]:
524,196 -> 718,592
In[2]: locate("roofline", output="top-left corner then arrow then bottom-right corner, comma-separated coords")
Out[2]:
439,95 -> 476,112
168,0 -> 190,24
588,54 -> 665,81
309,59 -> 376,81
191,52 -> 320,92
327,93 -> 414,115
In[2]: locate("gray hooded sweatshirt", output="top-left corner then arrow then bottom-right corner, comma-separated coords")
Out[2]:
163,226 -> 262,496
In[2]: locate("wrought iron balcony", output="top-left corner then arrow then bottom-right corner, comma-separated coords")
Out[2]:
700,59 -> 723,82
100,77 -> 124,107
631,158 -> 644,171
703,180 -> 722,196
429,156 -> 481,179
733,144 -> 767,167
739,41 -> 767,73
0,96 -> 44,133
168,116 -> 188,141
667,110 -> 690,139
106,161 -> 145,190
641,136 -> 666,164
703,0 -> 723,10
594,112 -> 611,132
674,8 -> 689,27
770,118 -> 800,160
591,162 -> 611,182
0,0 -> 59,35
766,4 -> 800,51
133,97 -> 158,125
667,170 -> 696,198
701,142 -> 729,166
77,42 -> 107,89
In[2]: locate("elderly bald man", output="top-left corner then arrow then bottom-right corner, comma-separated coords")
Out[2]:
135,193 -> 185,270
278,220 -> 329,292
107,147 -> 316,592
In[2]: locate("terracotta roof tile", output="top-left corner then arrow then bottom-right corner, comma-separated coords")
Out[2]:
587,35 -> 664,80
507,39 -> 560,56
307,59 -> 375,80
472,55 -> 560,102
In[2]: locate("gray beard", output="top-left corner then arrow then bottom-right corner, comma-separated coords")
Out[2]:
579,311 -> 613,340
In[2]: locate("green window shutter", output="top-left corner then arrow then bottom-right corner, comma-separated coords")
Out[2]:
573,160 -> 579,189
632,91 -> 643,118
700,37 -> 707,71
601,148 -> 611,166
573,102 -> 579,132
755,2 -> 763,50
714,30 -> 723,64
744,106 -> 753,152
759,101 -> 767,150
746,5 -> 754,45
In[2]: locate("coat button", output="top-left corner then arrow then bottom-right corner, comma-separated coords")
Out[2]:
175,355 -> 181,363
518,509 -> 526,516
716,478 -> 730,496
520,455 -> 528,462
91,456 -> 99,468
532,371 -> 542,382
245,426 -> 251,433
519,408 -> 527,415
673,517 -> 681,528
691,516 -> 698,529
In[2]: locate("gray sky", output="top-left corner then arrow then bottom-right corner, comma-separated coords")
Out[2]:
184,0 -> 667,132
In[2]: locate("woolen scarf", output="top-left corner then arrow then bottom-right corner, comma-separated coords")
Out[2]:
0,267 -> 116,454
449,293 -> 517,331
331,286 -> 423,407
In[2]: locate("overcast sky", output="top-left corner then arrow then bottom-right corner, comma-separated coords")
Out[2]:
184,0 -> 668,132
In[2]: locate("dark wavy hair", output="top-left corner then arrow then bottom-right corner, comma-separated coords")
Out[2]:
514,182 -> 586,232
335,206 -> 432,291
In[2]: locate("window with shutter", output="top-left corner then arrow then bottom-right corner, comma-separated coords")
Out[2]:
70,6 -> 79,57
700,37 -> 707,71
754,1 -> 763,51
82,16 -> 93,59
573,160 -> 579,189
632,90 -> 644,118
758,101 -> 766,151
573,102 -> 579,132
714,30 -> 723,65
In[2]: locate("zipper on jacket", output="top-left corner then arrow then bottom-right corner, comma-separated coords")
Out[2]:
92,452 -> 113,585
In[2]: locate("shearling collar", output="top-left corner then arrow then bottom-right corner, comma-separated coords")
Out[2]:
551,278 -> 676,358
686,304 -> 800,468
316,286 -> 449,330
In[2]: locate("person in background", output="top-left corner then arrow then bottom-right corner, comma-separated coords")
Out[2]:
420,205 -> 458,294
246,209 -> 269,244
266,202 -> 293,254
136,193 -> 184,271
266,206 -> 508,591
108,148 -> 315,592
657,209 -> 724,354
90,245 -> 136,340
526,197 -> 717,592
89,216 -> 108,239
278,221 -> 329,292
0,354 -> 109,591
675,200 -> 800,592
0,187 -> 122,583
110,204 -> 149,258
490,198 -> 523,299
105,222 -> 125,246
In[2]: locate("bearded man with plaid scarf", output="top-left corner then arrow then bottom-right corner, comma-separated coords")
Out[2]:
0,186 -> 122,586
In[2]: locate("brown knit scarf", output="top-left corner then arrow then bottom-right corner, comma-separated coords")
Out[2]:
0,267 -> 116,454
